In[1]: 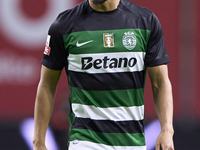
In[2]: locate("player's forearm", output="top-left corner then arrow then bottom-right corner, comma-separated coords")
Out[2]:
33,82 -> 57,146
152,78 -> 174,133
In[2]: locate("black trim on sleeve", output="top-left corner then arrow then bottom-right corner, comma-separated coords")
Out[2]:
145,57 -> 170,67
41,57 -> 64,70
41,15 -> 67,70
145,13 -> 170,67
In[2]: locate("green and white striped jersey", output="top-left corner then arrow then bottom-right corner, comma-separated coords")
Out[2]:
42,0 -> 170,149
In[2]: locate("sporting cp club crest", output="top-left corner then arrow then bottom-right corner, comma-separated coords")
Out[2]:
122,31 -> 137,50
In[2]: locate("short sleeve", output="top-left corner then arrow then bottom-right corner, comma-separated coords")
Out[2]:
144,13 -> 170,67
41,19 -> 67,70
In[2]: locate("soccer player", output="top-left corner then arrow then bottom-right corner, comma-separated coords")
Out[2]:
33,0 -> 174,150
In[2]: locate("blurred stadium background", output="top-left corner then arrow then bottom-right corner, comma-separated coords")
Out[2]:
0,0 -> 199,149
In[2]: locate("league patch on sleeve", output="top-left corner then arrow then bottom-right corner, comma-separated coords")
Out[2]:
44,35 -> 51,55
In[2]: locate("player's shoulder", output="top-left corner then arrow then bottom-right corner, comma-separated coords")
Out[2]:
49,1 -> 88,31
57,1 -> 88,23
121,0 -> 153,18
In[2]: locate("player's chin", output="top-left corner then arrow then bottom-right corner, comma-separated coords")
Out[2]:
92,0 -> 107,5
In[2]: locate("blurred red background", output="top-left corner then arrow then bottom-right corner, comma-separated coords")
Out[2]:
0,0 -> 181,121
0,0 -> 200,150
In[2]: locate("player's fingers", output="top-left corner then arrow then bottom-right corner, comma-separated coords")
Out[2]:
160,145 -> 174,150
155,144 -> 161,150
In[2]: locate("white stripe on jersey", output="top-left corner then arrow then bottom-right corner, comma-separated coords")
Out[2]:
68,52 -> 146,74
72,103 -> 144,121
69,140 -> 146,150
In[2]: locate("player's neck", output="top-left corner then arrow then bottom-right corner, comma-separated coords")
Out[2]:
89,0 -> 120,12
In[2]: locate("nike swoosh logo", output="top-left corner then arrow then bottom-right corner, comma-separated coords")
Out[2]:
76,40 -> 93,47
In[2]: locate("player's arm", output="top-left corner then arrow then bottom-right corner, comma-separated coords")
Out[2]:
147,64 -> 174,150
33,65 -> 62,150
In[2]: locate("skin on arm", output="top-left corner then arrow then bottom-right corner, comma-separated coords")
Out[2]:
33,65 -> 62,150
147,65 -> 174,150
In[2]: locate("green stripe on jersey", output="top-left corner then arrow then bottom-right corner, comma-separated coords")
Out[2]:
63,28 -> 151,54
70,87 -> 144,107
69,128 -> 145,146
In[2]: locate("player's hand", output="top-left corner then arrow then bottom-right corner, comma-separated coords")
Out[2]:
156,130 -> 174,150
33,143 -> 47,150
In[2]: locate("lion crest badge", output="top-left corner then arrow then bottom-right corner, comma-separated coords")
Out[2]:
122,31 -> 137,50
